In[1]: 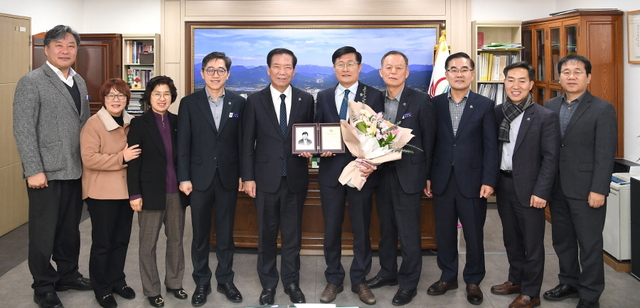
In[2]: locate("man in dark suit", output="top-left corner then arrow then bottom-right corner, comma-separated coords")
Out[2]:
542,55 -> 617,308
315,46 -> 384,305
241,48 -> 314,305
490,62 -> 560,308
425,52 -> 499,306
13,25 -> 92,308
365,50 -> 435,306
177,52 -> 245,306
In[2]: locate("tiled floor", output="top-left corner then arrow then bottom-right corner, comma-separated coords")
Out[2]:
0,204 -> 637,307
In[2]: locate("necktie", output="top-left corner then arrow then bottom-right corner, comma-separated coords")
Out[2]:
339,89 -> 350,120
280,94 -> 288,176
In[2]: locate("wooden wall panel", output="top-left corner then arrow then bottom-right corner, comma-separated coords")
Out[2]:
0,13 -> 30,237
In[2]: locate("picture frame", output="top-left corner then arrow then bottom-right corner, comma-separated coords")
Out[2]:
186,21 -> 441,96
628,10 -> 640,64
292,123 -> 345,154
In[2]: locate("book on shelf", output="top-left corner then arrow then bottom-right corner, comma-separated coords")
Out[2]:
125,40 -> 154,64
477,53 -> 519,82
478,83 -> 505,104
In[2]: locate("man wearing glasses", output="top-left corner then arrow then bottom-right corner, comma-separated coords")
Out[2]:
542,55 -> 617,308
425,52 -> 498,306
177,51 -> 245,306
315,46 -> 384,305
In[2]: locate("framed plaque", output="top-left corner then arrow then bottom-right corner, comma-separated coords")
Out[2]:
292,123 -> 345,154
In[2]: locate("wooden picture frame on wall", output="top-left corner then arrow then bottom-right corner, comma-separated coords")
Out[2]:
628,10 -> 640,64
185,21 -> 441,97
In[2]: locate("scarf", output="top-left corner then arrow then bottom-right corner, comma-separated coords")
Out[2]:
499,93 -> 534,142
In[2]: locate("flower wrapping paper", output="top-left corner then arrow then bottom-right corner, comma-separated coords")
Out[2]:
338,101 -> 414,190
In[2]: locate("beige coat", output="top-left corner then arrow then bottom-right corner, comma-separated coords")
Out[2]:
80,107 -> 133,200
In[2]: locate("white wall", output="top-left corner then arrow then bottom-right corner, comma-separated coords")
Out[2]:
558,0 -> 640,163
0,0 -> 160,34
472,0 -> 555,21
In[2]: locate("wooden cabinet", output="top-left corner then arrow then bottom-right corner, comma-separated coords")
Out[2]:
32,33 -> 122,115
522,11 -> 624,157
471,20 -> 522,103
211,170 -> 437,250
122,34 -> 160,115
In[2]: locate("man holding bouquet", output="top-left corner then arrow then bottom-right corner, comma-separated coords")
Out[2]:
366,51 -> 436,306
315,46 -> 384,305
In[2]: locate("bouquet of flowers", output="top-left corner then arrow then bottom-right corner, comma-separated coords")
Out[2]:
338,100 -> 414,190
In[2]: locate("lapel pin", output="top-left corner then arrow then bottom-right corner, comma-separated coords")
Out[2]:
470,105 -> 474,108
527,117 -> 530,121
228,102 -> 231,105
403,103 -> 406,106
298,97 -> 302,101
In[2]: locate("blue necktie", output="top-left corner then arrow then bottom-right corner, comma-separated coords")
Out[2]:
280,94 -> 287,176
339,89 -> 350,120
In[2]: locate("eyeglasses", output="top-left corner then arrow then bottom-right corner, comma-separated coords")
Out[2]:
152,93 -> 172,100
335,62 -> 359,69
446,68 -> 473,75
560,70 -> 585,77
204,67 -> 228,76
105,94 -> 127,101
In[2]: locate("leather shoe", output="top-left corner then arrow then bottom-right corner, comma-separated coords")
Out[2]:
166,287 -> 188,299
191,285 -> 211,307
543,284 -> 578,301
392,288 -> 417,306
577,299 -> 600,308
284,283 -> 306,303
427,280 -> 458,295
466,284 -> 483,305
147,295 -> 164,307
509,294 -> 540,308
351,283 -> 376,305
259,288 -> 275,305
113,285 -> 136,299
96,294 -> 117,308
491,281 -> 521,295
55,277 -> 92,291
217,282 -> 243,303
34,291 -> 64,308
365,275 -> 398,289
320,283 -> 343,303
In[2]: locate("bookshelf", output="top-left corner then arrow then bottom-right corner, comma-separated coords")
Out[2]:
122,34 -> 160,115
522,10 -> 624,157
471,20 -> 522,104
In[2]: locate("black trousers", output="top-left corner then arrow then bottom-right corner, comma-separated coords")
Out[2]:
375,166 -> 423,290
255,177 -> 307,289
550,183 -> 606,302
320,183 -> 374,286
433,171 -> 487,285
496,175 -> 545,297
86,198 -> 134,298
189,170 -> 237,286
27,179 -> 83,294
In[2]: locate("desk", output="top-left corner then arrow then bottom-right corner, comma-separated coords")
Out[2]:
210,169 -> 437,250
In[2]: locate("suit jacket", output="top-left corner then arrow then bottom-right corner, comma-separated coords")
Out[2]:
127,110 -> 188,210
430,91 -> 499,198
544,91 -> 617,199
386,86 -> 436,194
495,103 -> 560,206
314,82 -> 384,188
177,88 -> 246,191
241,85 -> 314,194
13,63 -> 90,180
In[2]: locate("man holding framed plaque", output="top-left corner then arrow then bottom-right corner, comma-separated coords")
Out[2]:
315,46 -> 384,305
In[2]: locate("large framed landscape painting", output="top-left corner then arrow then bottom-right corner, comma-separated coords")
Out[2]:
186,21 -> 441,97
